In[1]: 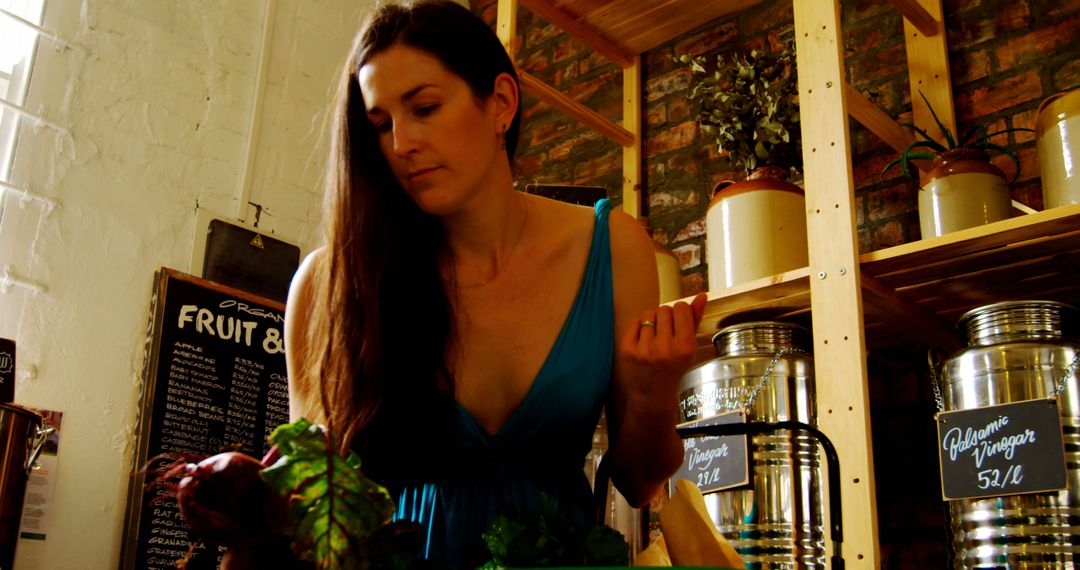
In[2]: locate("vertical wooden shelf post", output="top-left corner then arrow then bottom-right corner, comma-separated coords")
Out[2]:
623,56 -> 642,218
794,0 -> 881,567
901,0 -> 956,160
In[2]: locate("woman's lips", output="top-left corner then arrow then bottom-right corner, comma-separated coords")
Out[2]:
408,166 -> 441,181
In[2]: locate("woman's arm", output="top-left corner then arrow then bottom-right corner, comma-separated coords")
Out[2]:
604,211 -> 706,507
284,248 -> 324,423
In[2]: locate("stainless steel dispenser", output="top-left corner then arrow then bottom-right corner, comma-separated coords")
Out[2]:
938,300 -> 1080,568
0,404 -> 50,570
678,321 -> 824,568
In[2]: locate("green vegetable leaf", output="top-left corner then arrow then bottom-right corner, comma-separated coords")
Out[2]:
481,493 -> 629,568
262,419 -> 397,570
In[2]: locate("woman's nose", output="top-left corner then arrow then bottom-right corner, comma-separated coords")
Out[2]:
391,121 -> 421,156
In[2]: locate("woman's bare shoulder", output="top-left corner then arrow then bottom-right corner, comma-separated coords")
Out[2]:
287,248 -> 325,311
526,194 -> 599,240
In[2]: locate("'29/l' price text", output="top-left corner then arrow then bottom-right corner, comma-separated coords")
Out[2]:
977,464 -> 1024,491
696,467 -> 723,488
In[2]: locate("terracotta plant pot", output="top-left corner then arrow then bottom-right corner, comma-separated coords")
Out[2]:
705,165 -> 808,290
919,148 -> 1012,239
1036,87 -> 1080,209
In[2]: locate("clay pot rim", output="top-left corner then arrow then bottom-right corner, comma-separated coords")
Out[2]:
926,147 -> 1006,183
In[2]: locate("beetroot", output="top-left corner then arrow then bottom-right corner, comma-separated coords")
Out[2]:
174,451 -> 284,546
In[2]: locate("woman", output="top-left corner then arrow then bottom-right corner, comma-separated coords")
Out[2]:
284,0 -> 707,566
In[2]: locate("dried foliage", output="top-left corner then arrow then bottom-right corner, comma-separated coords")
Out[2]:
677,43 -> 802,176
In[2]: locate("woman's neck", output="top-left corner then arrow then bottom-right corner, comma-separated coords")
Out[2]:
441,185 -> 529,288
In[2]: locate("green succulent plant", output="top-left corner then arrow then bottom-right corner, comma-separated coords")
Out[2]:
676,43 -> 802,176
883,91 -> 1034,187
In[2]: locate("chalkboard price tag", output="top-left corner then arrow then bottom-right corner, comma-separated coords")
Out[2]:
937,398 -> 1067,501
672,410 -> 749,494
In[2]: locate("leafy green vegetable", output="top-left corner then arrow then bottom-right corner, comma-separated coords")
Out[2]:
262,419 -> 397,570
479,493 -> 629,568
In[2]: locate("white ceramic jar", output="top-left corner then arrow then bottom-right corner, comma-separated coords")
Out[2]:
705,167 -> 808,290
1036,87 -> 1080,209
918,148 -> 1012,238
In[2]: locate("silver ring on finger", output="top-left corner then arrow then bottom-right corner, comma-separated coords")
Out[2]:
640,320 -> 656,328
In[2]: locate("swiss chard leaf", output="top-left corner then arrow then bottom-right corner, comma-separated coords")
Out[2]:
480,492 -> 629,568
262,419 -> 396,570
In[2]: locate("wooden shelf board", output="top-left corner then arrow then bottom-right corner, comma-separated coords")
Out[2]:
531,0 -> 762,54
680,203 -> 1080,354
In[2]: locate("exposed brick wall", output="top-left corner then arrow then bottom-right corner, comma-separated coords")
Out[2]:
475,0 -> 624,198
473,0 -> 1079,566
476,0 -> 1078,293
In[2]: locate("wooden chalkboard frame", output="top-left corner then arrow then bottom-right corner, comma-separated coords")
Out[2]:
119,268 -> 290,570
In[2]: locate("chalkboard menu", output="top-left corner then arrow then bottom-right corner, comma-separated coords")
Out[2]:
671,410 -> 750,494
936,398 -> 1067,501
120,268 -> 291,570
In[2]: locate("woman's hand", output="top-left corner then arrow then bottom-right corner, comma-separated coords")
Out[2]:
606,292 -> 708,505
617,292 -> 708,409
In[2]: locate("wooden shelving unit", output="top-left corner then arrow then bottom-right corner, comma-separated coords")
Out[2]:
493,0 -> 1028,567
694,202 -> 1080,355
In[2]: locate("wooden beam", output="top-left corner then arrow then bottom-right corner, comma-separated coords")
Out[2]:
622,56 -> 642,218
861,274 -> 964,352
519,0 -> 634,68
846,83 -> 914,155
794,0 -> 881,567
888,0 -> 939,38
497,0 -> 519,58
518,70 -> 635,147
902,0 -> 955,185
846,83 -> 931,173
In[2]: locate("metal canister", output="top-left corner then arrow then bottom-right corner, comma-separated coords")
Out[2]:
678,321 -> 824,568
1,404 -> 50,570
938,300 -> 1080,568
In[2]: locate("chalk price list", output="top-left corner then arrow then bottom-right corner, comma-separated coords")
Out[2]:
227,357 -> 262,455
161,342 -> 222,453
264,372 -> 290,444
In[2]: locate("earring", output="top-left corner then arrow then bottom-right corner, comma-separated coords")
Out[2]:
499,124 -> 507,150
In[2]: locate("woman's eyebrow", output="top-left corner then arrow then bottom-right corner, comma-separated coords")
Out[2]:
367,83 -> 438,114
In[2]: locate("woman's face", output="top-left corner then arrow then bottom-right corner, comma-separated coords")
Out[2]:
358,44 -> 505,214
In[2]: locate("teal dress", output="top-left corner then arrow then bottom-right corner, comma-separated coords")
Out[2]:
385,199 -> 616,568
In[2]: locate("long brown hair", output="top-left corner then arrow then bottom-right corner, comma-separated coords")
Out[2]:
295,0 -> 522,455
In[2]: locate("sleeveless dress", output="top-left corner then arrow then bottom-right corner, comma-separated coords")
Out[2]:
383,199 -> 616,568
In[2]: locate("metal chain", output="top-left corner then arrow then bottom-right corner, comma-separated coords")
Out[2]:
728,347 -> 809,412
926,349 -> 947,413
1051,350 -> 1080,398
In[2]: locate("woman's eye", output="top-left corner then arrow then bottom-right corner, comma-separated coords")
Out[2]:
415,104 -> 439,117
373,121 -> 392,134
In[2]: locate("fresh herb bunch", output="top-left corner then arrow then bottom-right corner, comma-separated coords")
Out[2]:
479,493 -> 629,569
677,43 -> 802,176
262,419 -> 428,570
883,90 -> 1034,187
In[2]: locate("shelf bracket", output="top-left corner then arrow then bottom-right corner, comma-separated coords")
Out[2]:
518,0 -> 633,68
518,71 -> 635,147
860,274 -> 964,353
845,83 -> 931,173
888,0 -> 940,38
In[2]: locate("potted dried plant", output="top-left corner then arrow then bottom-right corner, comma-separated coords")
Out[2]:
678,44 -> 807,290
883,92 -> 1033,238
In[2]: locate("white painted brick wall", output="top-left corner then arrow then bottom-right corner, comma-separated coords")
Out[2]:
0,1 -> 372,568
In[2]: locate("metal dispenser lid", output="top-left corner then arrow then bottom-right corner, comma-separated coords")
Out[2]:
711,321 -> 812,357
957,300 -> 1077,346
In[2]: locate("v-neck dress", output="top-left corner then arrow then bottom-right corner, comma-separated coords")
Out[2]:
378,199 -> 615,568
